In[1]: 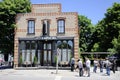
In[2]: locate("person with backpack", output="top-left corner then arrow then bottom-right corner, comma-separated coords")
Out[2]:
105,58 -> 112,76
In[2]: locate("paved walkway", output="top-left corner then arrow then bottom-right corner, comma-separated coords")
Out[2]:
0,67 -> 120,80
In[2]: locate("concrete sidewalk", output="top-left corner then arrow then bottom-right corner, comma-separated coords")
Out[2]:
0,67 -> 120,80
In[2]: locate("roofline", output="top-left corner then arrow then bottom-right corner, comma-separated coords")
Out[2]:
32,3 -> 61,6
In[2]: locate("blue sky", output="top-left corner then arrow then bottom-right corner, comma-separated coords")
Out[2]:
30,0 -> 120,25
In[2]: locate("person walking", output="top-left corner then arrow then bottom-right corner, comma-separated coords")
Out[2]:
85,58 -> 91,77
70,57 -> 75,71
78,58 -> 83,77
83,62 -> 87,76
105,58 -> 112,76
111,59 -> 116,73
99,58 -> 104,73
93,58 -> 98,73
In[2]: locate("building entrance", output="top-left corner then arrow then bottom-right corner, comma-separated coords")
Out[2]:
41,42 -> 52,66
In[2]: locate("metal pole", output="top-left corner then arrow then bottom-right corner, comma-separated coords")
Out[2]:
56,48 -> 59,74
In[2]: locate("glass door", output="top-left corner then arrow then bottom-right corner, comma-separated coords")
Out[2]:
43,42 -> 52,66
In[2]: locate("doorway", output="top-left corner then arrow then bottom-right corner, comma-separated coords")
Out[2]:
41,42 -> 52,66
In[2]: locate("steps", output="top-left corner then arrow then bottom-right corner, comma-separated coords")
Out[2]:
15,66 -> 71,70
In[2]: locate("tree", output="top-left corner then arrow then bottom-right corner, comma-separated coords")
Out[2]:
91,20 -> 106,52
92,2 -> 120,53
108,34 -> 120,54
78,15 -> 95,52
0,0 -> 31,54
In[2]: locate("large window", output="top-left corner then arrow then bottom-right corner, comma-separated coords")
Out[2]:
56,40 -> 73,63
19,41 -> 36,65
57,20 -> 65,34
28,20 -> 35,34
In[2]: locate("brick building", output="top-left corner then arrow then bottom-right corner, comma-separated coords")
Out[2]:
14,3 -> 79,67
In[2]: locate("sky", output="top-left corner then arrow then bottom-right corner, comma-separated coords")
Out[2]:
30,0 -> 120,25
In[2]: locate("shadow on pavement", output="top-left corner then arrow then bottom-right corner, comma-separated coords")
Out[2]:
0,66 -> 13,69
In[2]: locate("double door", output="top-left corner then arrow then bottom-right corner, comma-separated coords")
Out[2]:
42,42 -> 52,66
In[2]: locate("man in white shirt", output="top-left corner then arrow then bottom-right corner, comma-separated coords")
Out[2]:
93,59 -> 98,73
86,58 -> 91,77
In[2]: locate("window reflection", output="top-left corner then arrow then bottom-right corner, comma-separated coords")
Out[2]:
68,40 -> 73,49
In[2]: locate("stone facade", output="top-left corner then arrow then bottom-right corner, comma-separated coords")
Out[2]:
14,3 -> 79,67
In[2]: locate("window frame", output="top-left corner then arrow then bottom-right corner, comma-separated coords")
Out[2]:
27,20 -> 35,34
57,19 -> 65,34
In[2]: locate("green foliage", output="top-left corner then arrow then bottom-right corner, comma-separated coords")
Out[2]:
54,55 -> 57,64
92,2 -> 120,54
0,0 -> 31,54
78,2 -> 120,55
33,56 -> 37,65
90,54 -> 94,60
108,35 -> 120,54
91,43 -> 99,52
107,48 -> 116,53
78,15 -> 95,52
19,55 -> 22,65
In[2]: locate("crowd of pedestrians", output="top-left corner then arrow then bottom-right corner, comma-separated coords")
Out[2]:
70,57 -> 117,77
